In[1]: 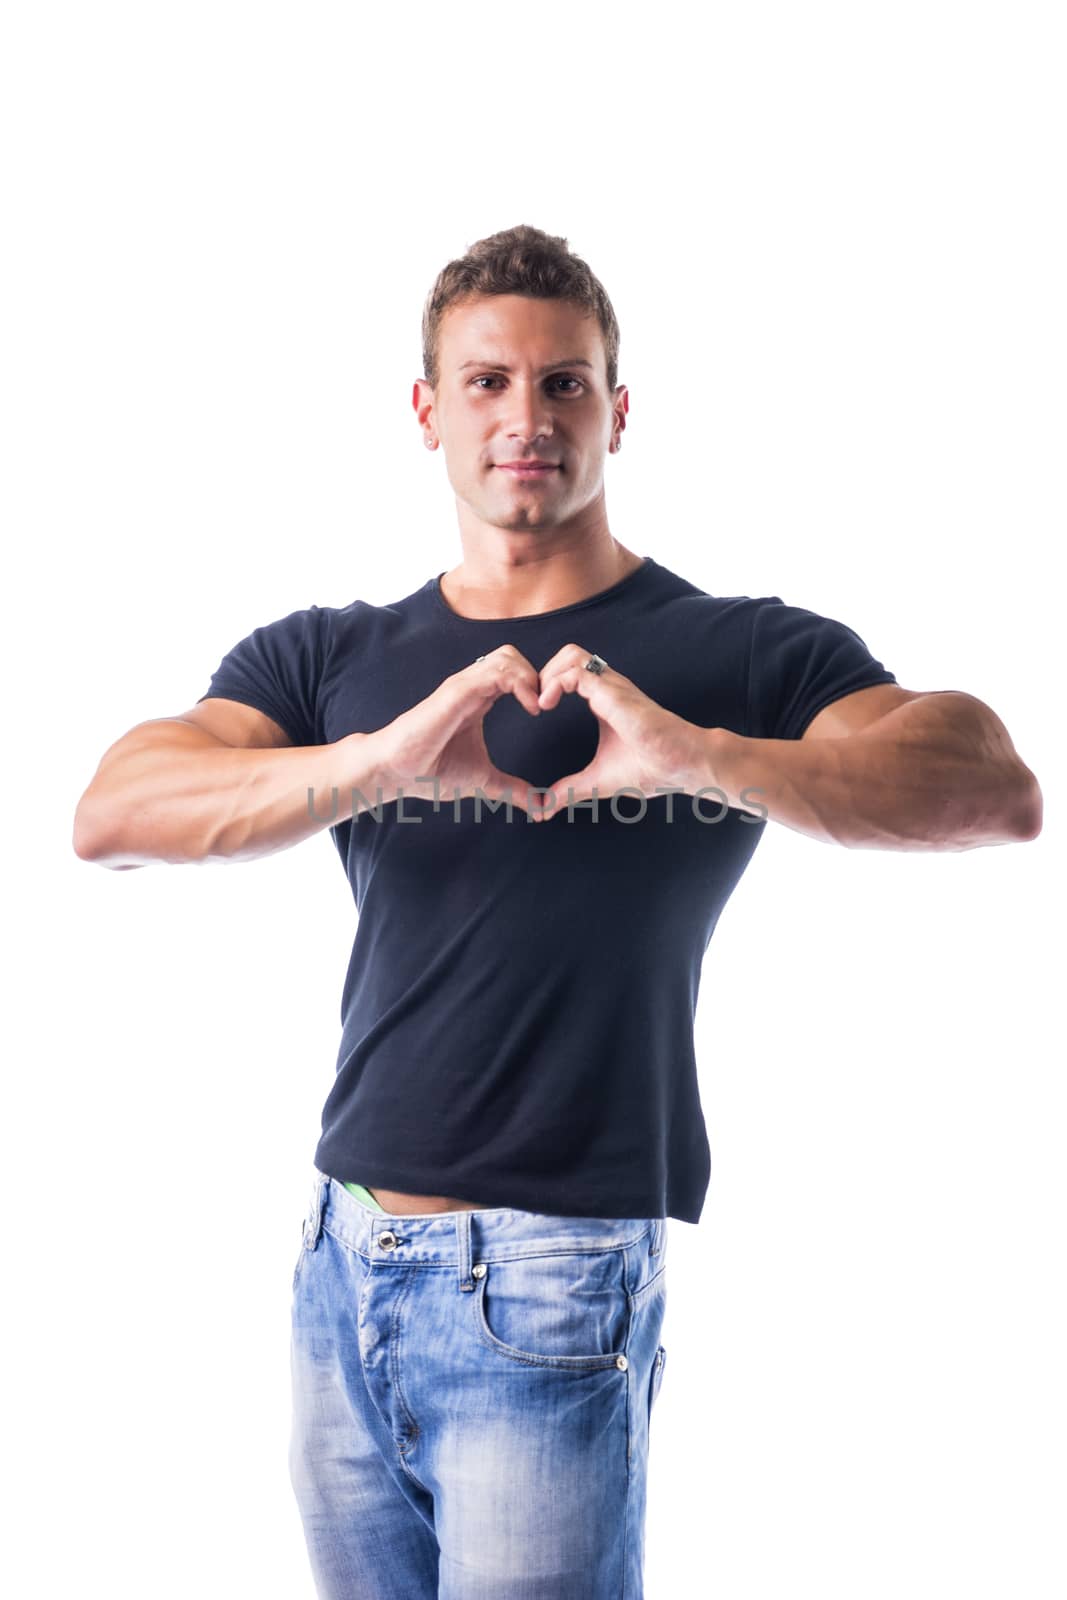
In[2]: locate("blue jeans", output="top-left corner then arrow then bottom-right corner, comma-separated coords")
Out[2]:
289,1169 -> 669,1599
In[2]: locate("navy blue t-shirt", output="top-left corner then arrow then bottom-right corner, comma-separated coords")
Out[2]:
198,556 -> 896,1223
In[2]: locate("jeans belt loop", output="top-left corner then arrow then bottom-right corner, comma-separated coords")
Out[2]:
456,1210 -> 474,1291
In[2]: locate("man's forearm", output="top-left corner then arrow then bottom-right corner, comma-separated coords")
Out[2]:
698,691 -> 1042,851
74,723 -> 396,868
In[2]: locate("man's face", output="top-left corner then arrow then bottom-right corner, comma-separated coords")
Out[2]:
414,294 -> 626,536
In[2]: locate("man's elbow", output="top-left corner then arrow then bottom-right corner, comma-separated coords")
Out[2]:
72,798 -> 104,862
1007,764 -> 1043,842
72,798 -> 145,869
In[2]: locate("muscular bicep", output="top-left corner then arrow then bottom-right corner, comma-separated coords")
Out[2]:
175,698 -> 296,749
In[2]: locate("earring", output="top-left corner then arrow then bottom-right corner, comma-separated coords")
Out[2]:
426,437 -> 435,449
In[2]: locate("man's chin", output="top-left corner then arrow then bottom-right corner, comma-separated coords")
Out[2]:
481,503 -> 561,532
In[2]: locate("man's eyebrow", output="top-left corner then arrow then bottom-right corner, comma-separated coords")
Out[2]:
456,357 -> 595,374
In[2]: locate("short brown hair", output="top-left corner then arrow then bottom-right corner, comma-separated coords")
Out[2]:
421,224 -> 620,394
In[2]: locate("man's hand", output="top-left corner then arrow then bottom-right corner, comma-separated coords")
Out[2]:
376,645 -> 547,816
531,643 -> 716,820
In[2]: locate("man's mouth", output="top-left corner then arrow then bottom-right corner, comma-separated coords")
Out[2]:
496,463 -> 559,478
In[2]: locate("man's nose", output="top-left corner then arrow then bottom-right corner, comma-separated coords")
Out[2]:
506,381 -> 554,442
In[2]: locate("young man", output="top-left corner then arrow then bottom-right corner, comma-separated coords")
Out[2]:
73,224 -> 1042,1599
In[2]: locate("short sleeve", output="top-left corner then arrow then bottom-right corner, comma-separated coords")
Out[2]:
197,604 -> 327,747
745,596 -> 897,741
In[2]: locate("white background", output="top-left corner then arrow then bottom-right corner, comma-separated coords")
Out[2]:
5,3 -> 1062,1596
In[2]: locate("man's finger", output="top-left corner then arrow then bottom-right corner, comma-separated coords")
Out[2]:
530,773 -> 598,818
469,650 -> 543,719
538,666 -> 600,711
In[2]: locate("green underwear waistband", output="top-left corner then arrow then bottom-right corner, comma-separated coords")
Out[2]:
340,1180 -> 387,1214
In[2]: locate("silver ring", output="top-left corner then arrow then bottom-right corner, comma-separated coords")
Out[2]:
475,655 -> 486,662
584,653 -> 607,675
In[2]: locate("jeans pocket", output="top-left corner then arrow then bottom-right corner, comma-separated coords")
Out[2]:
471,1248 -> 630,1370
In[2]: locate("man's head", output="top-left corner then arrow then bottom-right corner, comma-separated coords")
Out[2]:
413,225 -> 627,539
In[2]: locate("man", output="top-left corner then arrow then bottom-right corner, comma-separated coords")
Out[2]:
72,223 -> 1042,1599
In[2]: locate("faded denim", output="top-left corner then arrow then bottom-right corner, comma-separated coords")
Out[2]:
289,1169 -> 669,1598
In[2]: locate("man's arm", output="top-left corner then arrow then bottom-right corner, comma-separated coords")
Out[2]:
703,688 -> 1042,851
72,700 -> 395,869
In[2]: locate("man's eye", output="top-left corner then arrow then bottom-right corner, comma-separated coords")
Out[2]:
470,376 -> 582,392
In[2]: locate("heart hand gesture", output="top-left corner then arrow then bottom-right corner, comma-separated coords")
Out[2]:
376,645 -> 545,816
531,644 -> 713,820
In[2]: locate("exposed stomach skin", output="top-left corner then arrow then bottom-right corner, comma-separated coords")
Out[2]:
367,1187 -> 486,1215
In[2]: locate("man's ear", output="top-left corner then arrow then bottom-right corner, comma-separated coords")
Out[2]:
412,378 -> 437,446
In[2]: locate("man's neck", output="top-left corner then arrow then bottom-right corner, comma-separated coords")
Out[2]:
437,544 -> 646,621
